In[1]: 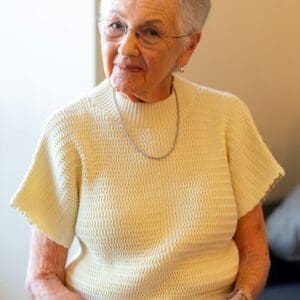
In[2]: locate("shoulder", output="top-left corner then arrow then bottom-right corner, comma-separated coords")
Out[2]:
174,75 -> 248,115
45,79 -> 112,130
42,81 -> 110,136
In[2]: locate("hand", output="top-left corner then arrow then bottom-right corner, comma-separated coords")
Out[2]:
37,289 -> 85,300
228,294 -> 247,300
27,277 -> 85,300
227,290 -> 248,300
54,290 -> 85,300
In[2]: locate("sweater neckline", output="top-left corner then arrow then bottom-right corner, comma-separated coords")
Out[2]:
93,75 -> 197,128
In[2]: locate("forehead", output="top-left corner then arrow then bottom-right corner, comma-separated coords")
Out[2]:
101,0 -> 179,26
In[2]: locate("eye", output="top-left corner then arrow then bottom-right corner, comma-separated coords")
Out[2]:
105,21 -> 126,38
139,27 -> 162,42
138,27 -> 162,44
108,21 -> 125,31
144,28 -> 160,37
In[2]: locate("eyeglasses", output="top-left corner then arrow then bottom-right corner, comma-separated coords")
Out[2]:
97,18 -> 189,48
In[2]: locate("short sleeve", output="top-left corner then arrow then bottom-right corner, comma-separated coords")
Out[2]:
226,97 -> 285,218
10,113 -> 81,248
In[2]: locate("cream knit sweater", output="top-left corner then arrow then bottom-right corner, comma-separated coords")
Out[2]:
10,75 -> 285,299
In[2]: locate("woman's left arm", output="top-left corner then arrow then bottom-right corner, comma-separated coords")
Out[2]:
230,203 -> 271,300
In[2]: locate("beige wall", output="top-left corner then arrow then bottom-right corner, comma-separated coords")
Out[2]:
96,1 -> 300,199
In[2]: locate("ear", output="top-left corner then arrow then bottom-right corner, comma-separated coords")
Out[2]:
176,32 -> 201,68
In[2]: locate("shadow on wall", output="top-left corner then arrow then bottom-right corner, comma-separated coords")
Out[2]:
284,117 -> 300,192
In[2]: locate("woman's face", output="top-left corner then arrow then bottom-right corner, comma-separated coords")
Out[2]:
99,0 -> 196,102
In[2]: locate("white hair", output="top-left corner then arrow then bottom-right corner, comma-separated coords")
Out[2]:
177,0 -> 211,34
174,0 -> 211,50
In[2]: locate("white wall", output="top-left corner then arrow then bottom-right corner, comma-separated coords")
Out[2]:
0,1 -> 96,299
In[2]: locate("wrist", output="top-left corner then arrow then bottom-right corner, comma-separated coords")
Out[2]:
26,277 -> 74,299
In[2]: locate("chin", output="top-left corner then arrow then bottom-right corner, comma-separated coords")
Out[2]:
110,75 -> 145,97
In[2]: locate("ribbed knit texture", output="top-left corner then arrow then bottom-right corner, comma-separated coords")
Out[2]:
10,75 -> 285,299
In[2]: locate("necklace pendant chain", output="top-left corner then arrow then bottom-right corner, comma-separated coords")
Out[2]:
113,85 -> 180,160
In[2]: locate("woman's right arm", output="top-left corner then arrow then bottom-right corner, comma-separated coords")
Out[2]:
26,226 -> 84,300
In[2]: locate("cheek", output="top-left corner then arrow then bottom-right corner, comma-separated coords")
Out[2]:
147,42 -> 182,71
142,51 -> 165,72
101,42 -> 117,77
144,51 -> 177,76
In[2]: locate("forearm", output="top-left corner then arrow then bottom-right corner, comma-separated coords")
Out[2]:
26,227 -> 84,299
232,205 -> 271,300
234,252 -> 270,300
27,272 -> 84,300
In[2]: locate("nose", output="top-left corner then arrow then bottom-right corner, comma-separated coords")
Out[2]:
117,29 -> 140,57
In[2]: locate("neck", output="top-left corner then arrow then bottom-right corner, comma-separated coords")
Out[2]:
124,75 -> 174,103
126,95 -> 147,103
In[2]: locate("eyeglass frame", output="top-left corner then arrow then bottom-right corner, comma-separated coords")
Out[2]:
96,16 -> 190,46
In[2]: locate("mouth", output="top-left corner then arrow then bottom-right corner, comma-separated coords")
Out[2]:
115,63 -> 142,72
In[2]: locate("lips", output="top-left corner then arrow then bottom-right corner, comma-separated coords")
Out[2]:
115,63 -> 142,72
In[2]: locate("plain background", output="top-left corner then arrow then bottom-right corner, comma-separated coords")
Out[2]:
0,0 -> 96,299
1,0 -> 299,299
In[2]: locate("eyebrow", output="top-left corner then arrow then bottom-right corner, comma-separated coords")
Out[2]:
108,9 -> 126,18
108,9 -> 164,26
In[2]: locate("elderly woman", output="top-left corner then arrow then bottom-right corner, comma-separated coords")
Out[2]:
10,0 -> 285,299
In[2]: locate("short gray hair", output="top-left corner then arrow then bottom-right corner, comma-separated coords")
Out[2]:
177,0 -> 211,34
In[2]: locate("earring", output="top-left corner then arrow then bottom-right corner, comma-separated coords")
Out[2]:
174,64 -> 184,73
